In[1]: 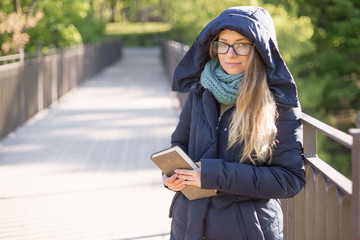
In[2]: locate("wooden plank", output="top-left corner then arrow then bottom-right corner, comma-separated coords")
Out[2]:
305,166 -> 315,240
350,129 -> 360,240
315,175 -> 327,240
340,196 -> 351,240
326,185 -> 340,240
281,199 -> 288,239
287,197 -> 296,240
295,188 -> 305,240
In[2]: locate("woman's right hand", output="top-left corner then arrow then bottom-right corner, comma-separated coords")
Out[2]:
163,173 -> 185,192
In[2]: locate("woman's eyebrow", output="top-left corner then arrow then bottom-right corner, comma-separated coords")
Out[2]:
218,37 -> 249,42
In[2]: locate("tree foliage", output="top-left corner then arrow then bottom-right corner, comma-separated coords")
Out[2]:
27,0 -> 106,51
264,0 -> 360,177
297,0 -> 360,119
0,0 -> 42,54
0,0 -> 106,55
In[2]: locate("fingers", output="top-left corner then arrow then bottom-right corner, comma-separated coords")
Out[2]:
175,168 -> 201,176
163,166 -> 202,191
163,174 -> 185,192
164,173 -> 177,182
177,174 -> 200,184
169,182 -> 185,192
182,179 -> 201,188
175,168 -> 200,177
176,168 -> 201,188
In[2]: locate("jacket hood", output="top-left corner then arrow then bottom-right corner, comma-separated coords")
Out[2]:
172,6 -> 299,108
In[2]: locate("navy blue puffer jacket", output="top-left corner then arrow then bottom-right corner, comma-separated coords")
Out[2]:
169,6 -> 306,240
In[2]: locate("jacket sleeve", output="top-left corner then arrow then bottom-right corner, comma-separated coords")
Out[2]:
201,105 -> 306,199
170,92 -> 193,154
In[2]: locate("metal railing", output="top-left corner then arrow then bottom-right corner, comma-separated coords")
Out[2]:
160,40 -> 360,240
0,40 -> 122,139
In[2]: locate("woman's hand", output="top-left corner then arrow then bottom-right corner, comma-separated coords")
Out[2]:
175,162 -> 202,188
163,173 -> 186,192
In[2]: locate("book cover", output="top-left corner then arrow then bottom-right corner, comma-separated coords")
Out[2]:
151,146 -> 217,200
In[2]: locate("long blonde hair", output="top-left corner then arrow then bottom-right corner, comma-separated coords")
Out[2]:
210,39 -> 278,165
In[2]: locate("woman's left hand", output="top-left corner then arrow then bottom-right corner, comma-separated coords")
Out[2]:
175,162 -> 202,188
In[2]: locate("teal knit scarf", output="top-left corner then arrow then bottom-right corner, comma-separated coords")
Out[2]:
200,59 -> 245,105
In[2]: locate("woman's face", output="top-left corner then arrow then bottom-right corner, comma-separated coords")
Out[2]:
216,29 -> 252,75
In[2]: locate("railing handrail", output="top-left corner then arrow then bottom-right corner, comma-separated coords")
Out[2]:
301,112 -> 353,148
166,40 -> 189,53
300,112 -> 353,195
304,155 -> 352,195
0,45 -> 87,65
0,49 -> 24,67
0,53 -> 21,62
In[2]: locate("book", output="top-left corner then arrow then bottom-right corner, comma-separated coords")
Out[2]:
151,145 -> 217,200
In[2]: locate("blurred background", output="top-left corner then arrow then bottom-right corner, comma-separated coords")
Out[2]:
0,0 -> 359,182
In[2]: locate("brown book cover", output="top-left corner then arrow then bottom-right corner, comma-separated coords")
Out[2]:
151,146 -> 217,200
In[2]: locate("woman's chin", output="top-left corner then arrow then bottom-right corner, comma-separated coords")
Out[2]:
224,68 -> 244,75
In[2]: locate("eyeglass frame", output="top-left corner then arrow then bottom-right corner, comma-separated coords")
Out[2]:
212,41 -> 255,56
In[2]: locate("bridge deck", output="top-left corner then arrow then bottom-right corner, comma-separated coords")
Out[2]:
0,48 -> 178,240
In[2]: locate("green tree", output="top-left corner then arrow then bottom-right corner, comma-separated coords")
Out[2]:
265,0 -> 360,178
298,0 -> 360,178
0,0 -> 42,54
27,0 -> 105,51
296,0 -> 360,119
0,0 -> 106,54
119,0 -> 169,23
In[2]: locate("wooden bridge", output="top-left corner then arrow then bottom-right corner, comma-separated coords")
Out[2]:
0,40 -> 359,240
0,46 -> 175,239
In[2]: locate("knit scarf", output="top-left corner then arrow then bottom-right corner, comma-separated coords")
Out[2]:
200,59 -> 245,105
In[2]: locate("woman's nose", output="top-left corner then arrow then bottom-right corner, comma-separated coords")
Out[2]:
227,46 -> 237,56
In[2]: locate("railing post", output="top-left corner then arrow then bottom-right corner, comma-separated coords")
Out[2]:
302,114 -> 317,158
37,48 -> 44,111
350,111 -> 360,240
51,45 -> 58,103
19,48 -> 25,124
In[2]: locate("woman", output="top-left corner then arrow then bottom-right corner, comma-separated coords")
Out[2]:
163,6 -> 305,240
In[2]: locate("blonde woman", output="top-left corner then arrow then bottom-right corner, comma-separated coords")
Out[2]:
163,6 -> 305,240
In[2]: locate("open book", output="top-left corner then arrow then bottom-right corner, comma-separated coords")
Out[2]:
151,146 -> 217,200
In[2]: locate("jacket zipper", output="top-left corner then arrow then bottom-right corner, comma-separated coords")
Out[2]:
216,106 -> 231,131
203,107 -> 232,240
216,115 -> 221,131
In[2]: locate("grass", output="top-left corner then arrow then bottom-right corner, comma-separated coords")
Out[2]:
104,22 -> 172,47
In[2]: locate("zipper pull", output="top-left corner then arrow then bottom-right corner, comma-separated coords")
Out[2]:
216,116 -> 221,131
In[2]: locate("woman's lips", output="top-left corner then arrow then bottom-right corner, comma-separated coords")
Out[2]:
226,62 -> 241,67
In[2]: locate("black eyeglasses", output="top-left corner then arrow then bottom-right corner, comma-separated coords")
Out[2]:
212,41 -> 255,56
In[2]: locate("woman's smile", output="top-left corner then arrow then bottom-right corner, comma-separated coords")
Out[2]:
225,62 -> 241,67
